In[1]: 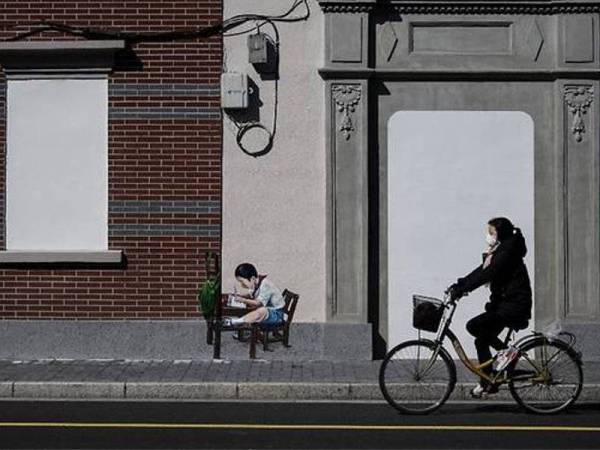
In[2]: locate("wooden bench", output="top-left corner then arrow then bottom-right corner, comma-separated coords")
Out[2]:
209,294 -> 257,359
208,289 -> 299,359
250,289 -> 299,354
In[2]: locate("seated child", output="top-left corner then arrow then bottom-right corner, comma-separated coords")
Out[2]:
226,263 -> 285,326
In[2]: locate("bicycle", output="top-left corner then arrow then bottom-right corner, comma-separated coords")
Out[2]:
379,291 -> 583,415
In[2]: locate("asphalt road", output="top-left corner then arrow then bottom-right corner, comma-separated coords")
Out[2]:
0,400 -> 599,449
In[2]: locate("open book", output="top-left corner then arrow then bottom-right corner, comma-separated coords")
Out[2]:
227,295 -> 247,309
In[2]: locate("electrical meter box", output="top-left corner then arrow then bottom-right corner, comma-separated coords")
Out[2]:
221,72 -> 248,109
248,33 -> 268,64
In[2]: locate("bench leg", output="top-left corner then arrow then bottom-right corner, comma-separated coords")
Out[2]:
213,323 -> 221,359
249,325 -> 257,359
206,321 -> 213,345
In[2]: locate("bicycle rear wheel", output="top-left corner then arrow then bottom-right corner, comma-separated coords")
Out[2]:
508,338 -> 583,414
379,340 -> 456,414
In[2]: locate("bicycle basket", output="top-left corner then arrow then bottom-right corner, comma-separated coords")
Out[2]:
412,295 -> 444,333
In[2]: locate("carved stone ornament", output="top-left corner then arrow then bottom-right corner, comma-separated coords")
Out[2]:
564,86 -> 594,143
319,1 -> 600,14
332,85 -> 362,140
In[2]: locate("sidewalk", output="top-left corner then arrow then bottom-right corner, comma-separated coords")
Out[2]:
0,359 -> 599,402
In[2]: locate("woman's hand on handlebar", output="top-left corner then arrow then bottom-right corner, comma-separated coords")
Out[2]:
445,283 -> 465,302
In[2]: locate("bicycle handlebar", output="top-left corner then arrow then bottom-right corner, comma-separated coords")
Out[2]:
443,286 -> 469,305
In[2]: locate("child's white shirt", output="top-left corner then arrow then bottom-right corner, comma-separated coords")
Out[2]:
253,278 -> 285,310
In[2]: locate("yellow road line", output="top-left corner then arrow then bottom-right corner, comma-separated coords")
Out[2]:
0,423 -> 598,432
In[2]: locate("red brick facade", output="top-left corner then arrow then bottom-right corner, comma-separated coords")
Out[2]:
0,1 -> 223,319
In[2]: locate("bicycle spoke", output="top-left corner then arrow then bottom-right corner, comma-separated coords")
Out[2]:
380,341 -> 454,414
509,340 -> 582,414
546,351 -> 573,373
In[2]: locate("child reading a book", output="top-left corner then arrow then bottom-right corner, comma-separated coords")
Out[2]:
225,263 -> 285,326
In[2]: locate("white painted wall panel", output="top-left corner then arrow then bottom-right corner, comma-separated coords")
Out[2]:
388,111 -> 535,357
6,78 -> 108,251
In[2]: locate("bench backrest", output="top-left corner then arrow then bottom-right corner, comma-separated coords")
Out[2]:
281,289 -> 299,325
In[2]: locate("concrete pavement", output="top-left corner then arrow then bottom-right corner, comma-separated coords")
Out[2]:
0,359 -> 599,402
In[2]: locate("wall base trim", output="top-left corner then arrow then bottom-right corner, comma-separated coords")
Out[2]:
0,320 -> 373,361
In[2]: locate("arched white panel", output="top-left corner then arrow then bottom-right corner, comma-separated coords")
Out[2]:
387,111 -> 535,358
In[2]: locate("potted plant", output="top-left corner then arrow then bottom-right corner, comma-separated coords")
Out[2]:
198,252 -> 221,344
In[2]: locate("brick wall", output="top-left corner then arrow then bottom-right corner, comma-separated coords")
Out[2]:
0,1 -> 223,319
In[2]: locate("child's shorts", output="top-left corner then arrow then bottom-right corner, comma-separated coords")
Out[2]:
263,307 -> 284,325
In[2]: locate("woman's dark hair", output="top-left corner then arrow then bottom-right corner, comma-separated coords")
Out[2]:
234,263 -> 258,280
488,217 -> 519,241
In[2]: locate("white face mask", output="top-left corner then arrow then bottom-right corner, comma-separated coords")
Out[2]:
485,233 -> 497,247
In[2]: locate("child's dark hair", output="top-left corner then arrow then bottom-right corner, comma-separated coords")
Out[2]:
235,263 -> 258,280
488,217 -> 518,241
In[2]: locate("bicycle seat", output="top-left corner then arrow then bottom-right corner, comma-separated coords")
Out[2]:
510,318 -> 529,332
503,321 -> 528,346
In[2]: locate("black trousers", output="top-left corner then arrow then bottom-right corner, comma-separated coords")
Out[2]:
466,311 -> 509,383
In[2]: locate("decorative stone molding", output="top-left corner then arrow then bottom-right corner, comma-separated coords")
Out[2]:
525,18 -> 545,61
319,1 -> 600,15
380,22 -> 399,62
327,80 -> 368,324
332,84 -> 362,140
564,85 -> 594,142
322,5 -> 374,13
320,2 -> 375,13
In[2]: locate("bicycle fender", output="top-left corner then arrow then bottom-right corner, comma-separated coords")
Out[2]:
516,335 -> 582,363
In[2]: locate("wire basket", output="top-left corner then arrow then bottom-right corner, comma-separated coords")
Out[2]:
412,295 -> 444,333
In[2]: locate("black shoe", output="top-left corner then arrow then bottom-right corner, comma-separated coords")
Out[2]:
485,383 -> 499,395
470,382 -> 499,399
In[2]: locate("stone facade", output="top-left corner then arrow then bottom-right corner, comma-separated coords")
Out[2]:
321,0 -> 600,359
0,0 -> 598,360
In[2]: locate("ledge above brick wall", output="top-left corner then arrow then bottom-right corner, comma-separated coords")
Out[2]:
0,40 -> 125,76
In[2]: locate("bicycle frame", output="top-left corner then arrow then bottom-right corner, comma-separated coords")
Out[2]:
428,295 -> 506,384
381,292 -> 584,414
418,293 -> 577,386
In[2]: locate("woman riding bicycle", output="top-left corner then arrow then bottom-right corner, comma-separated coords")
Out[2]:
448,217 -> 532,398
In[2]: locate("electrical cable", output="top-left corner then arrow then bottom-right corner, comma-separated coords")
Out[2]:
234,21 -> 280,158
222,1 -> 310,157
3,0 -> 310,158
4,0 -> 310,43
222,22 -> 267,38
222,0 -> 308,37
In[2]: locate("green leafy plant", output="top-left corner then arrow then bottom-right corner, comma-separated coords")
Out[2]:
198,252 -> 221,318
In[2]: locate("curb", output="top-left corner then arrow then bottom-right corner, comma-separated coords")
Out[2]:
0,382 -> 598,401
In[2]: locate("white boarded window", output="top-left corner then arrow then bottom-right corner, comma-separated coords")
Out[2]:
6,78 -> 108,251
387,111 -> 535,357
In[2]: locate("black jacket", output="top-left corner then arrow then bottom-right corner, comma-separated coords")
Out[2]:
455,232 -> 532,327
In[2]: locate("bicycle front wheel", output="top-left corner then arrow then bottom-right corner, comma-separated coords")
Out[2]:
508,338 -> 583,414
379,340 -> 456,414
